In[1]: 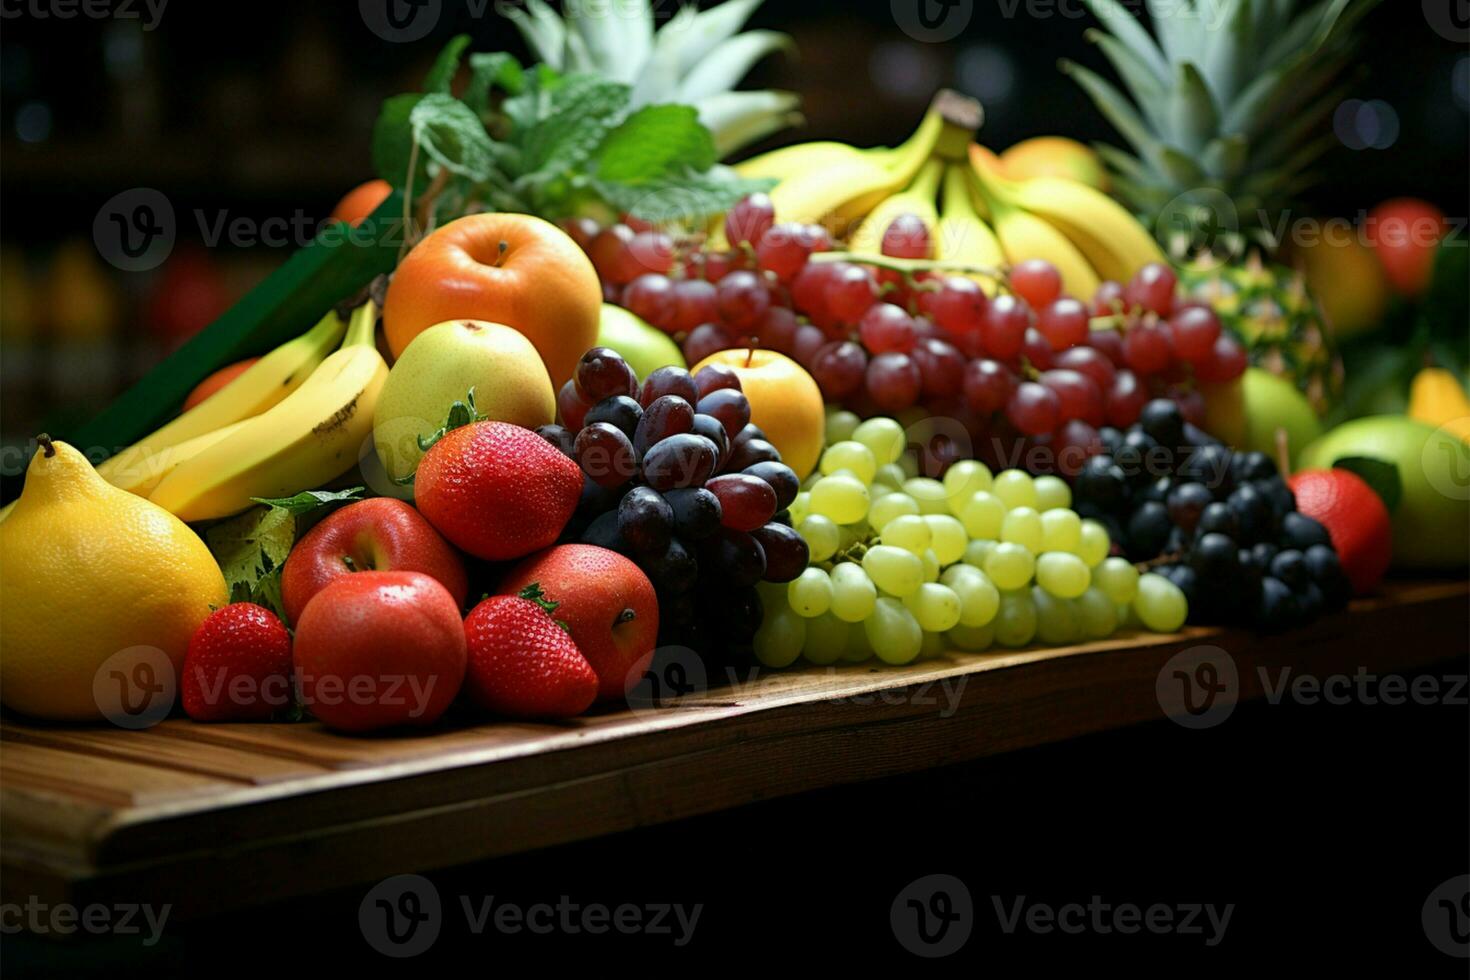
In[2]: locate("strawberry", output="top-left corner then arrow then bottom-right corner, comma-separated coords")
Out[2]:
462,584 -> 598,719
414,421 -> 582,561
1287,468 -> 1392,596
182,603 -> 294,721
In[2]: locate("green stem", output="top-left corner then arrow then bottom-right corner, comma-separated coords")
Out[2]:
343,300 -> 378,349
808,250 -> 1006,281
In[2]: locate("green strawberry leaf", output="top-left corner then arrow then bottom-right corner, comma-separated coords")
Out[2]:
395,388 -> 487,485
1330,456 -> 1403,514
250,486 -> 367,517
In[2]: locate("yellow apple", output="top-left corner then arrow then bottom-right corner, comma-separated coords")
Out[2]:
692,348 -> 825,480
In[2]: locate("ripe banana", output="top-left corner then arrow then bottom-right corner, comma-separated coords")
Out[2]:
105,420 -> 254,498
849,158 -> 943,259
970,150 -> 1101,299
934,164 -> 1005,295
733,140 -> 878,182
97,310 -> 347,492
1003,176 -> 1166,284
149,301 -> 388,522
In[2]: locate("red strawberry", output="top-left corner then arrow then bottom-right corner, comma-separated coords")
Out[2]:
463,584 -> 598,719
1287,468 -> 1393,595
414,421 -> 582,561
182,603 -> 294,721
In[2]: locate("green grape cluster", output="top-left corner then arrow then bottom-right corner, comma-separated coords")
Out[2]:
752,409 -> 1190,668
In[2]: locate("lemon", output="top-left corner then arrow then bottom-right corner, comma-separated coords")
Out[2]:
0,438 -> 227,721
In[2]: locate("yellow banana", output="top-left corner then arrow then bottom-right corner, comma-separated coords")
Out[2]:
98,310 -> 346,490
1003,176 -> 1166,284
104,420 -> 254,498
1408,367 -> 1470,444
934,164 -> 1005,295
848,158 -> 943,259
733,141 -> 879,182
970,153 -> 1101,299
149,302 -> 388,522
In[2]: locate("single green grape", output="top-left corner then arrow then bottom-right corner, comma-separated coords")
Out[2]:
1035,551 -> 1090,599
940,563 -> 1000,627
1094,557 -> 1140,605
959,491 -> 1006,540
904,582 -> 962,632
1033,474 -> 1072,512
798,514 -> 840,562
1032,586 -> 1081,645
869,491 -> 920,531
1077,519 -> 1111,567
923,514 -> 967,566
947,621 -> 995,652
1075,587 -> 1118,640
881,514 -> 932,554
991,469 -> 1038,510
809,474 -> 870,524
1134,573 -> 1188,632
983,542 -> 1035,590
943,460 -> 993,514
788,567 -> 833,617
802,613 -> 852,665
993,590 -> 1038,647
902,477 -> 948,515
852,417 -> 905,464
825,407 -> 860,446
820,440 -> 878,483
873,463 -> 908,493
920,548 -> 941,583
864,597 -> 923,665
754,605 -> 806,667
829,561 -> 878,622
789,490 -> 811,527
1039,508 -> 1082,554
838,520 -> 872,551
861,545 -> 924,597
1000,506 -> 1044,553
897,452 -> 920,479
963,538 -> 995,569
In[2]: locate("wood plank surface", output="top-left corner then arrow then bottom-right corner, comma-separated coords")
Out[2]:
1,579 -> 1464,918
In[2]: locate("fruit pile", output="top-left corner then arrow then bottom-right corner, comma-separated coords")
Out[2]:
543,347 -> 809,662
752,414 -> 1190,667
1070,397 -> 1351,631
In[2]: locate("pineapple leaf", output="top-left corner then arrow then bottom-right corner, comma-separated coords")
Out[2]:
1201,135 -> 1249,181
424,34 -> 471,95
1081,0 -> 1170,81
1158,144 -> 1208,188
696,90 -> 802,158
1146,0 -> 1206,66
1198,0 -> 1253,107
1084,29 -> 1169,132
676,0 -> 769,77
678,30 -> 795,105
505,0 -> 567,70
1091,143 -> 1153,185
630,5 -> 696,110
569,0 -> 654,85
1166,62 -> 1220,155
1060,60 -> 1168,170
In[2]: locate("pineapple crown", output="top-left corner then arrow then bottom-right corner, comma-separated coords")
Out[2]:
507,0 -> 800,158
1062,0 -> 1382,259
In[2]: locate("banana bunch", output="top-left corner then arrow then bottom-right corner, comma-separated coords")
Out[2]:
967,143 -> 1166,298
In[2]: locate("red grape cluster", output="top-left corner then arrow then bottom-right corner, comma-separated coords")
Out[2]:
564,196 -> 1247,481
545,347 -> 809,662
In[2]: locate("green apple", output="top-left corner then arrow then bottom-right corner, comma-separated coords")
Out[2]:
1300,415 -> 1470,569
1203,367 -> 1321,465
597,303 -> 684,381
372,319 -> 554,483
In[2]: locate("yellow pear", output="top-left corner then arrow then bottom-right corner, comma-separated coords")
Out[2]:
0,437 -> 227,721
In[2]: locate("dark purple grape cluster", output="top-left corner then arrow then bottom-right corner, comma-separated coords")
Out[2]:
541,347 -> 810,660
1071,398 -> 1349,631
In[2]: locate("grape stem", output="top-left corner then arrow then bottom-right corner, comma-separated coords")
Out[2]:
808,251 -> 1006,281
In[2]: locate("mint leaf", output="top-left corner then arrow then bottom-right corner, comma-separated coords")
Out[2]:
517,74 -> 630,176
410,94 -> 497,182
464,52 -> 525,116
424,34 -> 471,94
502,63 -> 563,135
372,93 -> 428,192
251,486 -> 367,517
1331,457 -> 1403,513
595,104 -> 716,183
594,169 -> 775,224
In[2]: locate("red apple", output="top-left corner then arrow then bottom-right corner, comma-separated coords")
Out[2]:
1365,198 -> 1446,297
499,545 -> 659,701
281,498 -> 468,625
293,571 -> 466,732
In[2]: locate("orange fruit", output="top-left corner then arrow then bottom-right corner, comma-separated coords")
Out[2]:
330,179 -> 392,227
182,357 -> 259,410
1286,468 -> 1392,595
692,348 -> 825,479
383,213 -> 601,389
1365,198 -> 1446,298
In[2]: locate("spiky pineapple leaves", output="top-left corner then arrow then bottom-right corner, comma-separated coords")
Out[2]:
370,34 -> 772,225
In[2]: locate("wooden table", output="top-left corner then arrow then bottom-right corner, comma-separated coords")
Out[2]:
2,580 -> 1465,918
